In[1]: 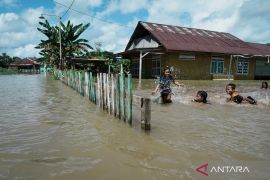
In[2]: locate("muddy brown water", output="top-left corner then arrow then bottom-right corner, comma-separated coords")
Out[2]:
0,74 -> 269,179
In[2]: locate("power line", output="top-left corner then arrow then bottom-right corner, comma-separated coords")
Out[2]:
61,0 -> 75,19
54,0 -> 130,28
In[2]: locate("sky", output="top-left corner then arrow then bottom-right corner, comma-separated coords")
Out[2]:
0,0 -> 269,58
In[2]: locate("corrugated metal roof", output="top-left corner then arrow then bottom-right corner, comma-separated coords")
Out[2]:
126,21 -> 270,56
9,59 -> 40,67
246,43 -> 270,56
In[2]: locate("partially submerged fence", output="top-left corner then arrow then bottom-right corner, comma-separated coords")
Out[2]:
54,69 -> 151,130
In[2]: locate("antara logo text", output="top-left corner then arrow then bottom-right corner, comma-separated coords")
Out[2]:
195,163 -> 250,176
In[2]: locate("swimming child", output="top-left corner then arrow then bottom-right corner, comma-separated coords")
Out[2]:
226,83 -> 256,104
151,67 -> 184,103
193,91 -> 208,103
261,81 -> 268,89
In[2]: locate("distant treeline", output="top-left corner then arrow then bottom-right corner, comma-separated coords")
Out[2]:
0,53 -> 22,68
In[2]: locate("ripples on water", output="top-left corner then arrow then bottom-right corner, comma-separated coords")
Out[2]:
0,75 -> 269,180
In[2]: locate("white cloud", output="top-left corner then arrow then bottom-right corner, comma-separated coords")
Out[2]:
229,0 -> 270,43
53,0 -> 103,17
0,13 -> 20,33
96,0 -> 148,18
0,7 -> 46,57
145,0 -> 244,31
1,0 -> 269,58
21,7 -> 45,25
0,0 -> 18,7
118,0 -> 148,14
12,44 -> 40,57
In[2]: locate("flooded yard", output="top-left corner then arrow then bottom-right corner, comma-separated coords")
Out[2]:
0,74 -> 269,179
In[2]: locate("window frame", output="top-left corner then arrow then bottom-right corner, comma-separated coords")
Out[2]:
210,56 -> 224,74
236,58 -> 249,75
179,53 -> 196,61
151,55 -> 161,77
131,58 -> 139,76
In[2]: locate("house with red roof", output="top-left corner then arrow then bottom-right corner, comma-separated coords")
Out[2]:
122,21 -> 270,80
9,58 -> 40,73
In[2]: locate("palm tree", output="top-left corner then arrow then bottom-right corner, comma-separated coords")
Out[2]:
36,19 -> 60,67
36,18 -> 92,69
61,21 -> 92,58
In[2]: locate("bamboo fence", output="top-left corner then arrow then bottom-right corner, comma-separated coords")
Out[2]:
54,69 -> 151,130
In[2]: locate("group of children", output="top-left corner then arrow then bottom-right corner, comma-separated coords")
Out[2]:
151,67 -> 268,105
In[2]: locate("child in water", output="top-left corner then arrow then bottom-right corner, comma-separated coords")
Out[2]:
226,83 -> 256,104
151,67 -> 184,103
261,82 -> 268,89
193,91 -> 208,103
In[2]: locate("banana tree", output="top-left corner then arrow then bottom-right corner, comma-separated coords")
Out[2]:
36,18 -> 92,69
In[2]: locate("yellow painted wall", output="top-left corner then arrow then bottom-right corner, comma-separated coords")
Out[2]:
163,52 -> 212,79
231,57 -> 256,80
133,52 -> 256,80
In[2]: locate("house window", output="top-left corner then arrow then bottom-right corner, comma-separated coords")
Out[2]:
237,58 -> 249,75
179,54 -> 195,60
151,55 -> 161,76
211,57 -> 224,74
132,58 -> 139,76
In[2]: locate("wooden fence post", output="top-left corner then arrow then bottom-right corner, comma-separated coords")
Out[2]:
127,74 -> 132,125
97,73 -> 101,108
85,72 -> 89,99
141,98 -> 151,130
81,71 -> 85,96
120,72 -> 126,121
90,72 -> 96,103
111,74 -> 116,116
55,70 -> 151,130
103,73 -> 107,110
115,74 -> 120,118
107,74 -> 111,114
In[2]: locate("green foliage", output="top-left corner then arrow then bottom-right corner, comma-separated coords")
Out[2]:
0,53 -> 21,68
0,67 -> 17,75
108,58 -> 131,74
36,18 -> 92,68
85,42 -> 114,59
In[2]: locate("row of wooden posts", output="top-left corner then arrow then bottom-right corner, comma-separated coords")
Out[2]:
54,69 -> 151,130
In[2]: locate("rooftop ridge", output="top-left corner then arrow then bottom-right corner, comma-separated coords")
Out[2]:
139,21 -> 232,35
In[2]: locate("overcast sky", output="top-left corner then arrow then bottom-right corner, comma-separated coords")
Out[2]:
0,0 -> 269,58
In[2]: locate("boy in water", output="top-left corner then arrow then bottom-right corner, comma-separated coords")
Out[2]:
261,82 -> 268,89
226,83 -> 256,104
151,67 -> 184,103
193,91 -> 208,103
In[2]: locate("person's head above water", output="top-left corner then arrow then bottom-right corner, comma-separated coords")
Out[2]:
226,83 -> 236,95
162,67 -> 171,77
194,91 -> 208,103
261,82 -> 268,89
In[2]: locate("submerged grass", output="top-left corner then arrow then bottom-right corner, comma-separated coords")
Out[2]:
0,67 -> 17,75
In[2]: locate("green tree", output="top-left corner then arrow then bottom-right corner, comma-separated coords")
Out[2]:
0,53 -> 15,68
36,19 -> 60,66
108,58 -> 131,74
36,18 -> 92,69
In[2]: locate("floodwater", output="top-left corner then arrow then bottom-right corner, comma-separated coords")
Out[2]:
0,74 -> 269,180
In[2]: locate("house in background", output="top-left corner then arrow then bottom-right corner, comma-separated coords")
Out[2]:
9,58 -> 40,73
122,21 -> 270,80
